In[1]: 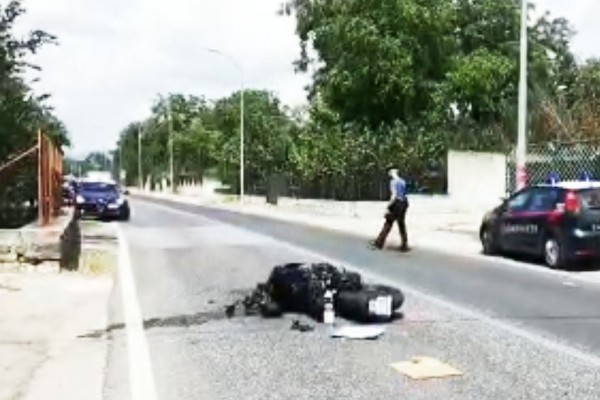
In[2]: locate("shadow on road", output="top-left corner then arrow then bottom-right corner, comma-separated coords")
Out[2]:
484,251 -> 600,273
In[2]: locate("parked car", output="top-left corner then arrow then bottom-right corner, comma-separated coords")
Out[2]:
62,177 -> 78,207
75,179 -> 130,221
479,178 -> 600,269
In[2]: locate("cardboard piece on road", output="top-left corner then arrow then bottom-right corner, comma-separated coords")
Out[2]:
330,325 -> 385,340
390,357 -> 463,380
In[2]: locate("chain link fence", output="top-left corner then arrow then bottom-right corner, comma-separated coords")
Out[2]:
506,140 -> 600,193
243,165 -> 447,202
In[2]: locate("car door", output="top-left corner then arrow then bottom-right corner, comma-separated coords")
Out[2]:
498,188 -> 533,252
518,187 -> 561,254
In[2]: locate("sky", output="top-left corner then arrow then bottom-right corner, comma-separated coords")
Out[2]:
13,0 -> 600,158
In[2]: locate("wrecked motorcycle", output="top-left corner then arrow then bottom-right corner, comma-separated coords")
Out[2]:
229,262 -> 404,324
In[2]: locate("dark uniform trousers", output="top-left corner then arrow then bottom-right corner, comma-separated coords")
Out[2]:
374,198 -> 409,249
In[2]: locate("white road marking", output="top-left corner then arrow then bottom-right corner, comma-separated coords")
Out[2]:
460,251 -> 600,286
136,198 -> 600,367
114,223 -> 158,400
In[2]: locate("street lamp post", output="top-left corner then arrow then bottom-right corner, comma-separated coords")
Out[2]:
207,48 -> 245,203
138,123 -> 143,190
516,0 -> 529,190
167,97 -> 175,193
119,141 -> 123,185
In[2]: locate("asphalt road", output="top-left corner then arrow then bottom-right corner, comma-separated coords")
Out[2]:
136,196 -> 600,352
101,198 -> 600,400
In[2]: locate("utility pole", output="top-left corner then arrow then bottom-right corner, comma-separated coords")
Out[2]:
239,81 -> 245,202
207,48 -> 245,203
119,141 -> 123,185
168,97 -> 175,193
515,0 -> 528,190
138,123 -> 143,190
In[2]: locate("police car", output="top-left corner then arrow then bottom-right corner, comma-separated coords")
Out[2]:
479,173 -> 600,269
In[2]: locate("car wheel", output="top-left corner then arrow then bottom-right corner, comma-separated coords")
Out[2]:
544,237 -> 565,269
481,226 -> 499,255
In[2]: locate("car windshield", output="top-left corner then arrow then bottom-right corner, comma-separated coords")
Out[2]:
80,182 -> 117,193
579,188 -> 600,210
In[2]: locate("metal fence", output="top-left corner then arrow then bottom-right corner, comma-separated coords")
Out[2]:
38,131 -> 64,225
241,165 -> 447,202
0,131 -> 63,228
506,140 -> 600,193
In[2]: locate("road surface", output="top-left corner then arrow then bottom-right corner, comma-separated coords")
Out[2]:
99,198 -> 600,399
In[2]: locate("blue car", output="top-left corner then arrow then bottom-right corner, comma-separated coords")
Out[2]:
75,180 -> 131,221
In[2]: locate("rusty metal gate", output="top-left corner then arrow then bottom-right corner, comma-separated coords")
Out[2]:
37,130 -> 64,225
0,130 -> 64,227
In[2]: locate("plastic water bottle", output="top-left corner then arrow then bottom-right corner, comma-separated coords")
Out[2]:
323,290 -> 335,325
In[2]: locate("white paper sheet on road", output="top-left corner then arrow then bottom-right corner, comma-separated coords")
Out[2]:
330,325 -> 386,340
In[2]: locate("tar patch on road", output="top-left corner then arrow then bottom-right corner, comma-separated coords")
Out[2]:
78,310 -> 229,339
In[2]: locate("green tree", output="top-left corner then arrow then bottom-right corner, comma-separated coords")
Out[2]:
212,90 -> 294,191
110,0 -> 587,199
0,0 -> 68,227
0,0 -> 67,161
281,0 -> 456,128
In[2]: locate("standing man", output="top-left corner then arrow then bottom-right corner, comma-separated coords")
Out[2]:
371,168 -> 410,252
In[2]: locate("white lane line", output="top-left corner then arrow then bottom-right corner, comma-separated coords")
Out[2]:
114,223 -> 158,400
137,199 -> 600,367
457,251 -> 600,286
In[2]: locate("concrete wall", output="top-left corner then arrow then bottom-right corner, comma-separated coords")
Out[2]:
447,150 -> 507,209
0,210 -> 75,263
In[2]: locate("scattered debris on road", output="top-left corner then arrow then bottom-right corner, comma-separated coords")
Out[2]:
226,262 -> 405,324
290,319 -> 314,332
390,357 -> 463,380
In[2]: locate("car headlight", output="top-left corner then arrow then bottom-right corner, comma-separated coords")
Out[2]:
76,195 -> 85,204
115,197 -> 125,206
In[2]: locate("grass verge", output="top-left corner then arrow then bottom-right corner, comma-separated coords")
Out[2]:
78,248 -> 116,276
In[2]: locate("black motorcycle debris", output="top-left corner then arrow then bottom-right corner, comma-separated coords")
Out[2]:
226,262 -> 404,324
